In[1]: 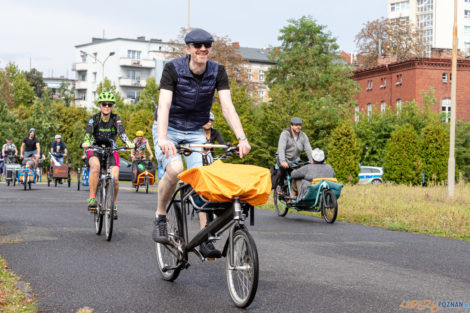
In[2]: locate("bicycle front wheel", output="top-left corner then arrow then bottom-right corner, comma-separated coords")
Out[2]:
226,228 -> 259,308
155,201 -> 183,281
105,178 -> 115,241
94,182 -> 103,235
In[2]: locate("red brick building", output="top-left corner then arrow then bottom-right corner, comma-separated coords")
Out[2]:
352,58 -> 470,122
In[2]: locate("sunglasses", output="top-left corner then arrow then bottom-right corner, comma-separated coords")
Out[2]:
100,102 -> 114,107
192,42 -> 212,49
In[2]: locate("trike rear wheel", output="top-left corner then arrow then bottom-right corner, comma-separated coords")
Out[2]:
273,185 -> 289,217
321,189 -> 338,224
226,228 -> 259,308
155,201 -> 183,281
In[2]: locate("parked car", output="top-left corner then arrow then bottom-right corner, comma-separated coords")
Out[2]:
359,166 -> 383,184
119,158 -> 133,181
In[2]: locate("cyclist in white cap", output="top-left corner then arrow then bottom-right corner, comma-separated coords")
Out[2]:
51,134 -> 68,164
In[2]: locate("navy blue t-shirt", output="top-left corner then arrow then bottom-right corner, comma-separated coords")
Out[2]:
51,141 -> 66,153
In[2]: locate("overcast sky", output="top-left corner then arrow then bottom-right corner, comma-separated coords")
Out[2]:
0,0 -> 386,78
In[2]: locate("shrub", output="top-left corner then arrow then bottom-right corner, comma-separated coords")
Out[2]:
420,122 -> 449,183
328,122 -> 361,183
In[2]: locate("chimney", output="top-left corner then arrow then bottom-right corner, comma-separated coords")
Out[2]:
137,36 -> 146,41
232,42 -> 240,48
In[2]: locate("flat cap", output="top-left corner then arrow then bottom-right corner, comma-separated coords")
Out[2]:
184,28 -> 214,44
290,117 -> 303,125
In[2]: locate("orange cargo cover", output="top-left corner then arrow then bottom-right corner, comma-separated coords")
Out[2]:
178,160 -> 271,206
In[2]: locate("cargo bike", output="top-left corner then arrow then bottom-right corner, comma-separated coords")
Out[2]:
17,158 -> 37,190
272,162 -> 342,223
132,157 -> 155,194
47,152 -> 71,187
154,143 -> 271,308
2,155 -> 21,186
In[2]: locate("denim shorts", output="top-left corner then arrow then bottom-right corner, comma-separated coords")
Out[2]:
152,121 -> 205,170
24,150 -> 37,158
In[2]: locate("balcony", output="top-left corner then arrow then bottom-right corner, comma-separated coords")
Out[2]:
75,81 -> 88,90
73,62 -> 88,71
119,78 -> 146,87
119,58 -> 155,68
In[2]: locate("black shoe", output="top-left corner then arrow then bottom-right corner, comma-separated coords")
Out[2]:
152,218 -> 169,243
59,180 -> 63,184
199,240 -> 222,258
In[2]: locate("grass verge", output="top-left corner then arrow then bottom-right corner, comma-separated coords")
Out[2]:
0,256 -> 36,312
260,182 -> 470,241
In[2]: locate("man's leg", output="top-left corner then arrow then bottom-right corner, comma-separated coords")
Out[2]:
153,160 -> 183,243
88,156 -> 100,210
33,153 -> 39,169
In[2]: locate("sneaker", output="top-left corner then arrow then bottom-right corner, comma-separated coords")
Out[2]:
88,198 -> 97,212
152,218 -> 169,243
113,204 -> 118,220
199,240 -> 222,259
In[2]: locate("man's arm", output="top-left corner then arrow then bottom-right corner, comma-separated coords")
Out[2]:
218,89 -> 250,157
157,89 -> 176,158
146,142 -> 154,159
303,133 -> 313,163
20,142 -> 24,156
277,131 -> 288,163
114,115 -> 132,147
36,142 -> 40,157
291,166 -> 306,180
83,117 -> 94,147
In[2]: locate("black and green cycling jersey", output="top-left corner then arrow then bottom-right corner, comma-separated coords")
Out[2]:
83,113 -> 131,147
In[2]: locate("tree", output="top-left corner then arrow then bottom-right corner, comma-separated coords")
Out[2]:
58,82 -> 75,107
383,125 -> 422,185
456,122 -> 470,181
355,17 -> 426,68
266,16 -> 358,107
4,63 -> 35,107
327,122 -> 361,184
137,77 -> 159,112
0,71 -> 14,108
25,68 -> 46,98
420,122 -> 449,184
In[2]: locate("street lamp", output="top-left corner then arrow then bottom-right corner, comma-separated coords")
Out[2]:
80,50 -> 115,81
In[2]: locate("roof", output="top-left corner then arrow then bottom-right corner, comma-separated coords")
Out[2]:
75,37 -> 170,48
237,47 -> 276,64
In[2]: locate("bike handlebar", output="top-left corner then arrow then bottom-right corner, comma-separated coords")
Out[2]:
175,143 -> 239,157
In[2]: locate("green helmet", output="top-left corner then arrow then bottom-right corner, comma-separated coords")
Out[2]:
97,92 -> 116,103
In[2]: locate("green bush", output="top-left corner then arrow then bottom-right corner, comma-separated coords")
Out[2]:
384,124 -> 422,185
328,122 -> 361,184
420,122 -> 449,183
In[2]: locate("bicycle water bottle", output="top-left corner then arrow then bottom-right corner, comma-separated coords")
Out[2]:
158,165 -> 164,179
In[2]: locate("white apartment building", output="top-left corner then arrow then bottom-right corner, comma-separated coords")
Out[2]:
73,36 -> 174,108
73,37 -> 274,108
387,0 -> 470,55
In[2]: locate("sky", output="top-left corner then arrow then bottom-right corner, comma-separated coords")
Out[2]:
0,0 -> 386,78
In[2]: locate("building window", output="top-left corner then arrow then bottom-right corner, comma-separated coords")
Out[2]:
367,103 -> 373,117
367,80 -> 373,90
126,90 -> 140,101
81,54 -> 87,62
390,1 -> 409,13
247,69 -> 252,81
92,91 -> 96,101
396,99 -> 402,113
79,73 -> 86,81
93,72 -> 97,83
417,0 -> 433,12
380,78 -> 387,88
465,26 -> 470,36
259,90 -> 264,100
465,42 -> 470,54
396,74 -> 403,86
259,70 -> 265,82
442,73 -> 448,83
355,105 -> 360,122
466,10 -> 470,19
417,13 -> 432,29
422,29 -> 433,43
127,70 -> 141,81
128,50 -> 141,60
381,101 -> 386,113
466,0 -> 470,3
441,98 -> 451,122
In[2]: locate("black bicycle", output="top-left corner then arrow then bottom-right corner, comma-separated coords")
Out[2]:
86,145 -> 128,241
154,144 -> 259,308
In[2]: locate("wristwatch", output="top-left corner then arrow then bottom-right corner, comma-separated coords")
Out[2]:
238,135 -> 247,141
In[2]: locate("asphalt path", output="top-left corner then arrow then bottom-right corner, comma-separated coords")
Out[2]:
0,181 -> 469,313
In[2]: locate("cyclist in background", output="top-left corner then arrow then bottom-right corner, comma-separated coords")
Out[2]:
50,134 -> 68,164
130,130 -> 154,161
20,128 -> 40,169
82,92 -> 134,218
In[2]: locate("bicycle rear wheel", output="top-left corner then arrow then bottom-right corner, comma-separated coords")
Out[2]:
77,169 -> 81,191
94,182 -> 103,235
155,201 -> 183,281
226,228 -> 259,308
105,178 -> 115,241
